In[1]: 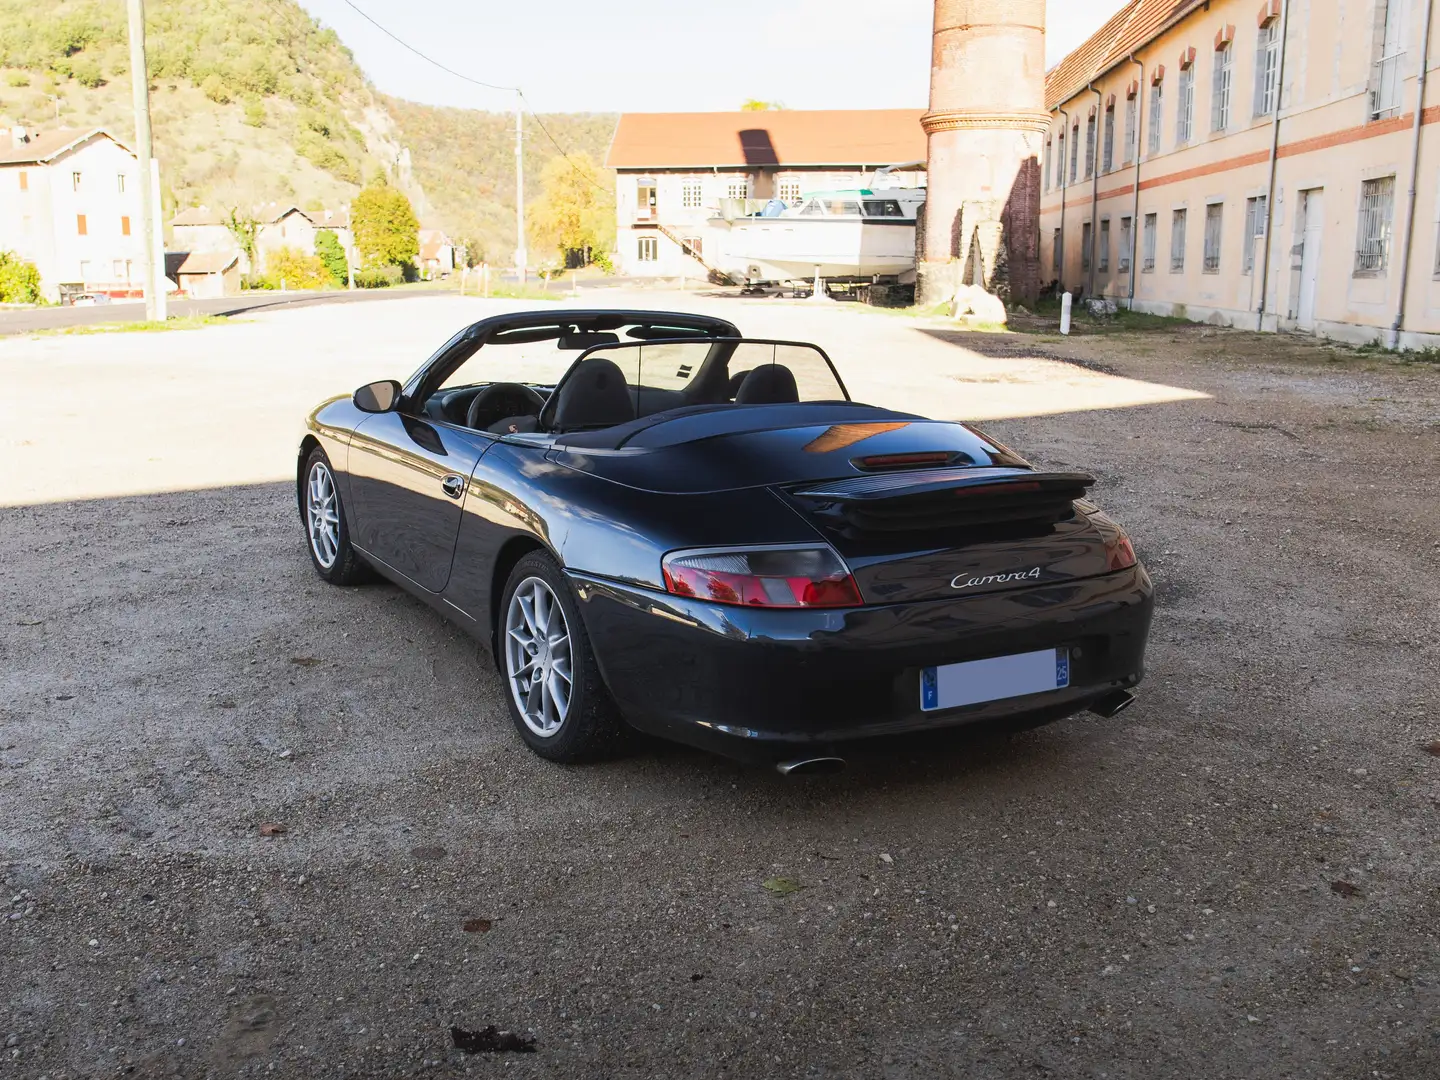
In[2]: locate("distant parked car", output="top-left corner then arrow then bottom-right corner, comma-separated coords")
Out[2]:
69,293 -> 111,307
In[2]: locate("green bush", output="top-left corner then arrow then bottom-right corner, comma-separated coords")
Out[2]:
314,229 -> 348,286
201,73 -> 230,103
0,250 -> 43,303
6,72 -> 30,87
260,246 -> 330,290
72,56 -> 104,87
241,93 -> 264,127
353,265 -> 401,288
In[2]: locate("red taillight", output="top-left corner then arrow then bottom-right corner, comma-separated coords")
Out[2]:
1105,533 -> 1137,570
662,546 -> 862,609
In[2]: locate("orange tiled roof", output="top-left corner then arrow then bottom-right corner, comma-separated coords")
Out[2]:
606,110 -> 927,170
1046,0 -> 1209,110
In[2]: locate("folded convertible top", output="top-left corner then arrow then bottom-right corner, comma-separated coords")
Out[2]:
555,402 -> 923,451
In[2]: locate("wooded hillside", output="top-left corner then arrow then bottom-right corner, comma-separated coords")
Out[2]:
0,0 -> 617,257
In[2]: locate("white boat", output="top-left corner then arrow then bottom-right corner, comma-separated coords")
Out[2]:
714,168 -> 926,286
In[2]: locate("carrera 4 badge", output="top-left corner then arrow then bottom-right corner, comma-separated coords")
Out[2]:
951,567 -> 1043,590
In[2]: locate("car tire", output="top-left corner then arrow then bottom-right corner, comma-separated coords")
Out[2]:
499,551 -> 627,762
301,447 -> 371,586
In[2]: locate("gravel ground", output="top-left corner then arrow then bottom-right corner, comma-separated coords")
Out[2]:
2,297 -> 1438,1078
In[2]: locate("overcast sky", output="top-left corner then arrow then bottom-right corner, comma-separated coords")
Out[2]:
299,0 -> 1130,114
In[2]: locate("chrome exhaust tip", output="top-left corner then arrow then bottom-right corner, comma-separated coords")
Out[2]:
775,756 -> 847,776
1089,689 -> 1136,719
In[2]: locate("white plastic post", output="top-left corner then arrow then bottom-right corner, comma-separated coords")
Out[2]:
1060,292 -> 1073,335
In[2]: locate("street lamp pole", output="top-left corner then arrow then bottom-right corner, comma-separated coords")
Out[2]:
514,93 -> 527,283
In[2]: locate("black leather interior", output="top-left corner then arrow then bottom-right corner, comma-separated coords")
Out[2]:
552,357 -> 636,430
734,364 -> 799,405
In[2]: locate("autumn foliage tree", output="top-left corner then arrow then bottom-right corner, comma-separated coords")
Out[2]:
528,152 -> 614,268
352,178 -> 420,272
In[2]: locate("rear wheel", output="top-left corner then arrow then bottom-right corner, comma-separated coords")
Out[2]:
301,447 -> 370,585
500,552 -> 626,762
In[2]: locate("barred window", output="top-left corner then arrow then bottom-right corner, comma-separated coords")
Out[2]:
1171,209 -> 1187,272
1370,0 -> 1406,120
1254,21 -> 1280,116
1148,82 -> 1164,156
1082,221 -> 1092,270
1212,44 -> 1233,132
1085,114 -> 1096,179
1354,176 -> 1396,275
1044,139 -> 1053,192
1070,123 -> 1080,184
725,178 -> 749,200
1099,219 -> 1111,271
1057,133 -> 1066,187
1203,203 -> 1223,273
1177,66 -> 1195,144
1243,195 -> 1268,274
1123,95 -> 1138,165
1143,213 -> 1158,272
1119,216 -> 1133,273
778,179 -> 801,205
1103,104 -> 1116,173
681,181 -> 703,209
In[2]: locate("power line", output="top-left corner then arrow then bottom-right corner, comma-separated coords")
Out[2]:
338,0 -> 517,92
337,0 -> 612,199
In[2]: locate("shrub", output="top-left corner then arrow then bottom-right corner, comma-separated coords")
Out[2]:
6,72 -> 30,88
72,57 -> 104,88
261,246 -> 330,290
201,73 -> 230,104
0,251 -> 43,303
354,265 -> 401,288
241,94 -> 264,127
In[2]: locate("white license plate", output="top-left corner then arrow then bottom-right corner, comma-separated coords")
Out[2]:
920,648 -> 1069,712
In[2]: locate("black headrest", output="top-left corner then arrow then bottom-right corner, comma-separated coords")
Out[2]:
552,357 -> 636,430
735,364 -> 799,405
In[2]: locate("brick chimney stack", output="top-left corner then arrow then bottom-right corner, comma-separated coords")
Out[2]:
918,0 -> 1049,308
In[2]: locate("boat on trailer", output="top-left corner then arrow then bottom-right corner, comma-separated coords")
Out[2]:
713,167 -> 926,301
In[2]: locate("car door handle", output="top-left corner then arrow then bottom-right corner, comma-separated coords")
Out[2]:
441,474 -> 466,499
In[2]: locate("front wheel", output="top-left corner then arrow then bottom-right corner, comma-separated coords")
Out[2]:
301,447 -> 371,585
499,552 -> 626,762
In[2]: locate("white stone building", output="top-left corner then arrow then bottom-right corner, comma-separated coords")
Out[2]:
0,127 -> 147,302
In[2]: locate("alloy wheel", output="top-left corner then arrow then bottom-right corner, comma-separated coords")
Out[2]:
504,576 -> 573,737
306,461 -> 341,569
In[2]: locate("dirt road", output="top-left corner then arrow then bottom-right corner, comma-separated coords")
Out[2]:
2,295 -> 1437,1078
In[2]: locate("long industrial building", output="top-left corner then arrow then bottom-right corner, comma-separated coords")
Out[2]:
1041,0 -> 1437,348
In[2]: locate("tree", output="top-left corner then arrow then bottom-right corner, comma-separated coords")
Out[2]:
0,251 -> 42,303
527,152 -> 614,268
314,229 -> 348,286
740,99 -> 784,111
224,208 -> 260,271
352,179 -> 419,270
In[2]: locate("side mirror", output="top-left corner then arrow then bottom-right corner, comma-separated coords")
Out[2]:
353,379 -> 403,413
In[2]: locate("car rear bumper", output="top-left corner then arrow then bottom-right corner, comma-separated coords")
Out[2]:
567,566 -> 1155,764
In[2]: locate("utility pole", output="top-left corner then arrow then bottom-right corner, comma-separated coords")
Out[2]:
126,0 -> 164,322
513,94 -> 527,283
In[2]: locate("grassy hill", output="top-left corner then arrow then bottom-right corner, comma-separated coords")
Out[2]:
383,97 -> 615,264
0,0 -> 616,259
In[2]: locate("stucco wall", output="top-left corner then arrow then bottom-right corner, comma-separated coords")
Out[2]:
1041,0 -> 1440,346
